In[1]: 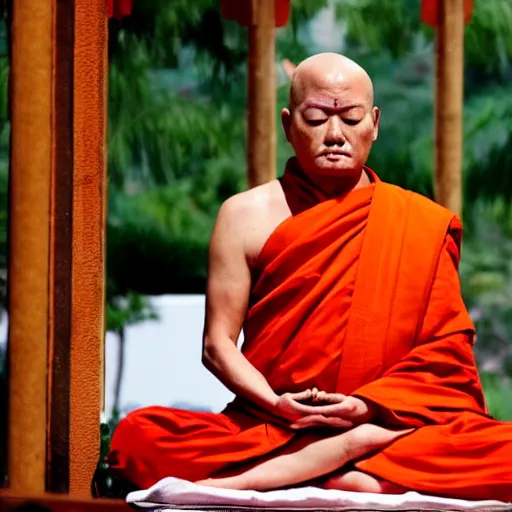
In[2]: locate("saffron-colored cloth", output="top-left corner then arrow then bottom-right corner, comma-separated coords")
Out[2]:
108,169 -> 374,487
107,164 -> 512,501
353,232 -> 512,500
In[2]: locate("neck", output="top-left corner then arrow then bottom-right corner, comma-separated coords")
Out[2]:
290,159 -> 371,200
280,158 -> 373,216
307,168 -> 371,199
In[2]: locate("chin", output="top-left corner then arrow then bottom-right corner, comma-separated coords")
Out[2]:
314,162 -> 361,178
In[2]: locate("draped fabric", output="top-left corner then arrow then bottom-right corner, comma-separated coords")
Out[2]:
108,164 -> 512,501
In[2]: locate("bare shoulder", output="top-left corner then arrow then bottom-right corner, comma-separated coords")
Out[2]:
219,179 -> 282,218
213,179 -> 290,268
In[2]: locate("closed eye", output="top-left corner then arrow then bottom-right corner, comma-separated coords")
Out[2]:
344,119 -> 361,126
306,119 -> 327,126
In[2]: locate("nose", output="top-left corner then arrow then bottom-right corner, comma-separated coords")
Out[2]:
325,116 -> 346,147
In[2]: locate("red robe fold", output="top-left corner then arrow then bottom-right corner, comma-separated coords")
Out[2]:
108,167 -> 512,501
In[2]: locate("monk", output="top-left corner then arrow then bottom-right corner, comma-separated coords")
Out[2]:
106,53 -> 512,501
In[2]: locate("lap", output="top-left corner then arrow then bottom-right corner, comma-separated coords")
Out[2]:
356,412 -> 512,501
107,405 -> 293,487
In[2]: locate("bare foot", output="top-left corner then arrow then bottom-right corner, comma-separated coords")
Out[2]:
324,470 -> 407,494
195,477 -> 249,490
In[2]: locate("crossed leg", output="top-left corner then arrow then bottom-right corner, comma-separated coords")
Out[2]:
196,424 -> 412,492
323,469 -> 407,493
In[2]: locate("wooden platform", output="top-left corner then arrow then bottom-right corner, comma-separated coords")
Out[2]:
0,492 -> 130,512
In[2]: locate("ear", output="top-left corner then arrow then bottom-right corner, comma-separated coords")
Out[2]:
371,106 -> 380,142
281,108 -> 292,142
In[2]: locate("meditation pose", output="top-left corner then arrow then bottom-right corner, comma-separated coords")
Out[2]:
107,53 -> 512,501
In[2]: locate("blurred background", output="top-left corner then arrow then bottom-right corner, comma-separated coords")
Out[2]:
0,0 -> 511,453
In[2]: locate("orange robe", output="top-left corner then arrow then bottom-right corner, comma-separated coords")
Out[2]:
108,166 -> 512,501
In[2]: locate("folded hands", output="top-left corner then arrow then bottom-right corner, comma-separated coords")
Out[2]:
274,388 -> 376,430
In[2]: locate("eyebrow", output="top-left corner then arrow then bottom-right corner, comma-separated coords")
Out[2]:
302,101 -> 365,112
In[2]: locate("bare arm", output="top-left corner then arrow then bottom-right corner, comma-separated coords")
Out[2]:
202,197 -> 279,413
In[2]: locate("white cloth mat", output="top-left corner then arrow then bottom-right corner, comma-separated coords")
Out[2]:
126,477 -> 512,511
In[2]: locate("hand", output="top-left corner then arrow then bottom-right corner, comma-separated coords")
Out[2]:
274,389 -> 319,422
290,394 -> 375,429
311,391 -> 346,404
274,389 -> 354,430
289,413 -> 354,430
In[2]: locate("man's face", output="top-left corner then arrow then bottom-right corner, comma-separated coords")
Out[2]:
282,79 -> 380,178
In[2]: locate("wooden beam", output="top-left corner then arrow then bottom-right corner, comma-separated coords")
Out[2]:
69,0 -> 108,496
247,0 -> 276,188
7,0 -> 52,494
434,0 -> 465,216
0,492 -> 130,512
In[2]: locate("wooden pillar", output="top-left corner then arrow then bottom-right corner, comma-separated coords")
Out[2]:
247,0 -> 276,188
7,0 -> 107,496
69,0 -> 107,496
434,0 -> 465,216
7,0 -> 52,494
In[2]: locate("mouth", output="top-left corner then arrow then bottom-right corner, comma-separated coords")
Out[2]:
321,151 -> 350,160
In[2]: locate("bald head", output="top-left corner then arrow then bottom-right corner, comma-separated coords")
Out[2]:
289,53 -> 374,111
281,53 -> 380,181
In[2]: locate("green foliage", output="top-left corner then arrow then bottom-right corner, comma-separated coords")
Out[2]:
107,292 -> 158,333
464,0 -> 512,75
107,182 -> 221,295
460,220 -> 512,374
106,1 -> 252,294
479,372 -> 512,420
463,84 -> 512,216
108,61 -> 247,189
335,0 -> 512,75
336,0 -> 432,58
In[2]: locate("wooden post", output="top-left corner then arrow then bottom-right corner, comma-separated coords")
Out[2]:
434,0 -> 465,216
247,0 -> 276,188
69,0 -> 107,496
7,0 -> 107,496
7,0 -> 52,494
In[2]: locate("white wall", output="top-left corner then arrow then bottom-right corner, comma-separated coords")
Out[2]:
104,295 -> 235,418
